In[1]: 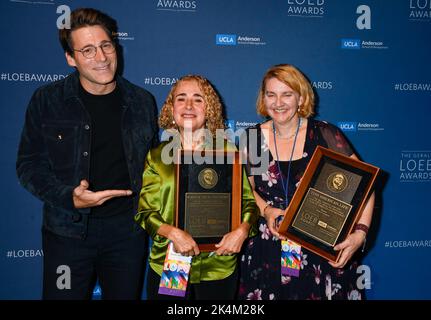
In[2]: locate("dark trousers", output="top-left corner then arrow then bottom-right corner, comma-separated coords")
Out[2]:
42,213 -> 147,300
146,266 -> 238,300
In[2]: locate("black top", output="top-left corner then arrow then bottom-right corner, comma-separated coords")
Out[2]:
79,84 -> 132,217
239,118 -> 359,300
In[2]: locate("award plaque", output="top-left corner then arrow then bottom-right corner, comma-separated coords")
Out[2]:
278,146 -> 379,262
175,150 -> 242,251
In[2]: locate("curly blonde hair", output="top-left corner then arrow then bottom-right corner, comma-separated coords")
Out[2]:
256,64 -> 315,118
159,75 -> 225,136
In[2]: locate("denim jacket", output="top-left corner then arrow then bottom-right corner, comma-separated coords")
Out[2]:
16,71 -> 159,239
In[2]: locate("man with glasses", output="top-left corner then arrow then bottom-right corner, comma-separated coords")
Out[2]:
16,8 -> 159,299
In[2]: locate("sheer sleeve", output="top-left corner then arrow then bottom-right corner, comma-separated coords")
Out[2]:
318,121 -> 354,156
238,128 -> 252,176
239,125 -> 264,177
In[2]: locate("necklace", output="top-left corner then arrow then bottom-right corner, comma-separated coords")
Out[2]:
274,126 -> 300,140
272,117 -> 302,209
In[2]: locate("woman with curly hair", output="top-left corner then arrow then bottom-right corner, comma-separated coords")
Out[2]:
135,75 -> 258,300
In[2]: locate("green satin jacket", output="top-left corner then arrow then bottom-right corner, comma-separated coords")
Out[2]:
135,140 -> 258,283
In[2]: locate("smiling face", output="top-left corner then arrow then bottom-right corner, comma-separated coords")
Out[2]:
65,25 -> 117,94
172,80 -> 206,133
263,77 -> 303,126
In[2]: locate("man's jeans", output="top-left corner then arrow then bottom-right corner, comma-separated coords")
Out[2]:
42,212 -> 147,300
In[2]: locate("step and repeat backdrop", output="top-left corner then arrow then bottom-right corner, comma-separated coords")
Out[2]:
0,0 -> 430,299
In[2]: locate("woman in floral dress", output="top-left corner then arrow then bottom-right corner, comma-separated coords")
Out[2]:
238,64 -> 375,300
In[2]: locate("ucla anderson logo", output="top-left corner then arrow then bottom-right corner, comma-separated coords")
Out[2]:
216,34 -> 237,46
337,122 -> 357,132
225,119 -> 235,130
341,39 -> 360,49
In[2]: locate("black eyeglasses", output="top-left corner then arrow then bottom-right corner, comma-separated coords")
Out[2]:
73,41 -> 116,59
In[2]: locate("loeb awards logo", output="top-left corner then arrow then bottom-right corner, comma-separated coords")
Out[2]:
10,0 -> 56,5
156,0 -> 197,12
409,0 -> 431,21
287,0 -> 325,18
399,150 -> 431,182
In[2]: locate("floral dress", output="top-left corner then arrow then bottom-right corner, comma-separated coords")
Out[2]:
238,119 -> 365,300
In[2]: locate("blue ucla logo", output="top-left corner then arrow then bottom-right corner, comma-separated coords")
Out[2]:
338,122 -> 357,132
341,39 -> 361,49
216,34 -> 237,45
225,119 -> 235,130
92,283 -> 102,299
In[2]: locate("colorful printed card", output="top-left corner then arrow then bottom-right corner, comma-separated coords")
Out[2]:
281,239 -> 301,277
158,241 -> 192,297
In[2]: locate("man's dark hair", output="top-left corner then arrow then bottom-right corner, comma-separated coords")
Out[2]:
59,8 -> 118,55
